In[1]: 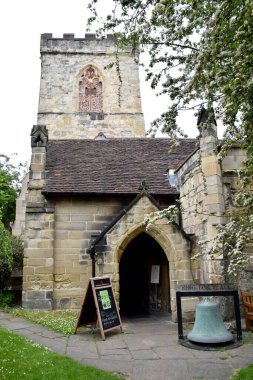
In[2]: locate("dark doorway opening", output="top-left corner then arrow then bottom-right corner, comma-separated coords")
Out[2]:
119,232 -> 170,317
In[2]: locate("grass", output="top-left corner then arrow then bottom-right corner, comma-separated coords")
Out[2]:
0,327 -> 120,380
4,307 -> 78,335
230,364 -> 253,380
242,331 -> 253,344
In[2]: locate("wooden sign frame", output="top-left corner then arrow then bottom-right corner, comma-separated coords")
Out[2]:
75,277 -> 123,340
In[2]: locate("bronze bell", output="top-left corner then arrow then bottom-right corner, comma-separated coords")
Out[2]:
187,300 -> 234,344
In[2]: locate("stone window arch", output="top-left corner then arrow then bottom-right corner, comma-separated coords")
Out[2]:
79,66 -> 103,112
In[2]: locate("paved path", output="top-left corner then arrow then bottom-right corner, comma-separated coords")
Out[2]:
0,310 -> 252,380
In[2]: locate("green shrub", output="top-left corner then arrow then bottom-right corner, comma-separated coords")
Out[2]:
0,218 -> 24,290
0,221 -> 13,289
9,234 -> 24,270
0,291 -> 15,308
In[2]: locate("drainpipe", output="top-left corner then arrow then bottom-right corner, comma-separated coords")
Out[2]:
90,249 -> 96,277
176,200 -> 182,228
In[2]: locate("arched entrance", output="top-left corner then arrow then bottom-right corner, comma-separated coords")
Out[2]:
119,232 -> 170,317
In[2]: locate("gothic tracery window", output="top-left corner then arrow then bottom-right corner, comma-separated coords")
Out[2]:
79,66 -> 103,112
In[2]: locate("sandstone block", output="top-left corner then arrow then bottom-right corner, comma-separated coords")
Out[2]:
35,266 -> 53,275
201,156 -> 221,176
23,267 -> 35,275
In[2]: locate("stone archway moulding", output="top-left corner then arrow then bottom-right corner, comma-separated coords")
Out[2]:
114,221 -> 187,265
111,220 -> 194,321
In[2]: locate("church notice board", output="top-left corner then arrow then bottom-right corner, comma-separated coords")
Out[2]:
75,277 -> 123,340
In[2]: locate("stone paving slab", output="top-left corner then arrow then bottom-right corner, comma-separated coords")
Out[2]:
80,357 -> 133,373
0,320 -> 33,330
132,359 -> 189,380
66,345 -> 99,360
0,311 -> 252,380
141,334 -> 178,348
96,338 -> 128,350
122,335 -> 151,350
100,354 -> 133,361
130,349 -> 159,360
97,347 -> 130,356
153,345 -> 196,359
186,359 -> 233,380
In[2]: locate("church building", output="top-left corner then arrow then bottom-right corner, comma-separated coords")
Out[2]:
20,33 -> 252,322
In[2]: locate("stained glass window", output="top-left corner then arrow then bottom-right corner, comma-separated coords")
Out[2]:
79,66 -> 103,112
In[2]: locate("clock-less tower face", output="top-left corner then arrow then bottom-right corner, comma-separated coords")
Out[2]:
37,34 -> 145,140
79,66 -> 103,113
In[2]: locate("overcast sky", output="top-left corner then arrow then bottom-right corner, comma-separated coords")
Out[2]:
0,0 -> 198,165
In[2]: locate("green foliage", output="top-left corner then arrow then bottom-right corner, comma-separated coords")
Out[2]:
0,291 -> 15,308
144,205 -> 178,229
200,213 -> 253,279
0,327 -> 119,380
242,331 -> 253,345
0,154 -> 27,228
0,154 -> 25,291
9,234 -> 24,270
230,363 -> 253,380
88,0 -> 253,180
0,218 -> 24,290
200,188 -> 253,278
0,219 -> 13,289
6,309 -> 78,335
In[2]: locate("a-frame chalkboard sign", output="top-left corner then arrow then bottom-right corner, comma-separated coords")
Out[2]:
75,277 -> 123,340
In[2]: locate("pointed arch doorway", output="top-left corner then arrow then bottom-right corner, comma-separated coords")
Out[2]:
119,232 -> 170,317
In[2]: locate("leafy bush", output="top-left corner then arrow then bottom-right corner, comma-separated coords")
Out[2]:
0,291 -> 15,308
9,234 -> 24,270
0,154 -> 27,228
0,217 -> 24,291
0,220 -> 13,289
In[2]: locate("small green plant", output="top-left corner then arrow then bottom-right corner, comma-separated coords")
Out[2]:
10,234 -> 24,270
0,291 -> 14,308
0,217 -> 24,290
0,220 -> 13,289
242,331 -> 253,345
229,363 -> 253,379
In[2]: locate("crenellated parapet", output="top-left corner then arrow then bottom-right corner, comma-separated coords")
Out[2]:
40,33 -> 127,55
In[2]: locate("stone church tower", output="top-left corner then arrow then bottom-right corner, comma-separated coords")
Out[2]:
38,33 -> 145,139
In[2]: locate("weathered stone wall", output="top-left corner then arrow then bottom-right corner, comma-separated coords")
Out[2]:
52,197 -> 129,309
177,150 -> 204,237
22,211 -> 55,309
12,173 -> 29,237
222,147 -> 247,210
22,128 -> 56,309
38,34 -> 145,139
178,127 -> 253,290
23,192 -> 130,309
222,148 -> 253,291
177,122 -> 226,284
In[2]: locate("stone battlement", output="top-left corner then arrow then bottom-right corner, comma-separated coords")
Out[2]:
41,33 -> 117,41
40,33 -> 122,54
